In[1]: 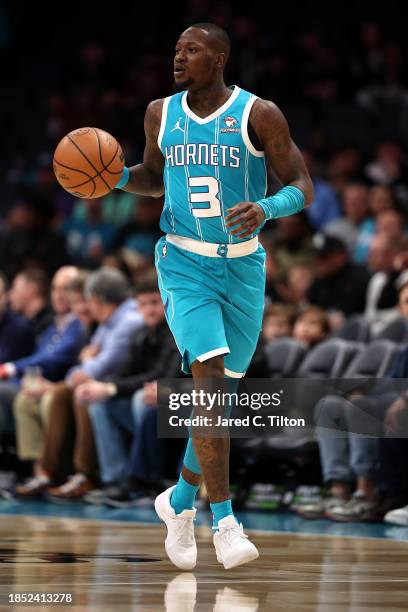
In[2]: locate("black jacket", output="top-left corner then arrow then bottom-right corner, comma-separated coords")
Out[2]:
107,321 -> 181,397
308,263 -> 370,315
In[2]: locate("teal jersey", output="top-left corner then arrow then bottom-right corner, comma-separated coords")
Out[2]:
158,86 -> 267,244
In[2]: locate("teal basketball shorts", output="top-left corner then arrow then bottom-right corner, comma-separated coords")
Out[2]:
155,235 -> 266,378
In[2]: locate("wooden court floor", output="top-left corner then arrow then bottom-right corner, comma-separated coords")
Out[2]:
0,515 -> 407,611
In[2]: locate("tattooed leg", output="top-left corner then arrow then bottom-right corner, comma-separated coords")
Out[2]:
190,356 -> 230,503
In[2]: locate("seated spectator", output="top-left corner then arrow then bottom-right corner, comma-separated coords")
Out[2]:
15,267 -> 143,500
64,271 -> 96,339
271,263 -> 315,305
0,266 -> 85,442
268,212 -> 315,276
327,146 -> 363,194
0,191 -> 69,280
0,273 -> 35,363
262,304 -> 295,343
71,189 -> 137,227
298,343 -> 408,522
382,348 -> 408,526
247,303 -> 296,377
9,268 -> 54,339
74,276 -> 181,505
325,182 -> 371,258
354,187 -> 401,264
365,139 -> 407,187
292,306 -> 330,347
113,196 -> 162,258
302,149 -> 341,230
307,234 -> 370,315
61,199 -> 118,267
376,208 -> 407,242
369,185 -> 398,216
364,233 -> 401,333
13,272 -> 95,479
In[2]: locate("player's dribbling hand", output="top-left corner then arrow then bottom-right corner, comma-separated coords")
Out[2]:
225,202 -> 265,239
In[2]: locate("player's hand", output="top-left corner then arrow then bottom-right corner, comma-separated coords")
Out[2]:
225,202 -> 265,239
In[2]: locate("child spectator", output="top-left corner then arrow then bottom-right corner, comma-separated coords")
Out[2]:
262,304 -> 295,343
293,306 -> 330,347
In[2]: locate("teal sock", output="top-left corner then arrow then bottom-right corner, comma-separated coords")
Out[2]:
170,474 -> 199,515
210,499 -> 237,530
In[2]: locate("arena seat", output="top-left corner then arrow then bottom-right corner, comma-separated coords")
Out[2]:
343,339 -> 400,378
263,337 -> 307,378
374,317 -> 408,344
332,314 -> 371,342
297,338 -> 360,379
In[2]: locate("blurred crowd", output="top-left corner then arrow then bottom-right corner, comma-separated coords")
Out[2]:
0,2 -> 408,527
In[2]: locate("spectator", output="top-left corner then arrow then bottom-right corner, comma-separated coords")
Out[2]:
262,304 -> 295,343
113,196 -> 162,258
364,233 -> 401,333
74,277 -> 181,505
71,189 -> 137,227
325,182 -> 371,258
268,212 -> 314,276
396,272 -> 408,320
0,272 -> 35,363
365,140 -> 407,186
0,266 -> 85,444
9,268 -> 54,339
292,306 -> 330,347
307,234 -> 370,315
15,267 -> 143,500
299,277 -> 408,522
12,271 -> 94,486
368,185 -> 398,216
272,263 -> 315,305
61,199 -> 118,267
0,192 -> 68,280
376,208 -> 406,242
327,146 -> 363,194
302,150 -> 341,230
354,187 -> 400,264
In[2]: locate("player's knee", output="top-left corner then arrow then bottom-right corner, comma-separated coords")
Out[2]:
192,355 -> 225,379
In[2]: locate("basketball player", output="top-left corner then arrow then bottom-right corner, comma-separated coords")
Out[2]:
114,23 -> 313,569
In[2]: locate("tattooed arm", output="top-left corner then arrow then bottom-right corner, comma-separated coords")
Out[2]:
226,98 -> 314,238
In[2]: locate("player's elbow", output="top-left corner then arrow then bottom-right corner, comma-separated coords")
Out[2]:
302,178 -> 314,208
151,184 -> 165,197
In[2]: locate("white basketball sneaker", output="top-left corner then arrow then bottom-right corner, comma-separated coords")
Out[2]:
213,515 -> 259,570
154,485 -> 197,570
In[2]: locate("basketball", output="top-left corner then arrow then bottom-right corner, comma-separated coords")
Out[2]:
53,127 -> 125,199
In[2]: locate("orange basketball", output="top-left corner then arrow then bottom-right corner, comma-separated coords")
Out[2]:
53,127 -> 125,199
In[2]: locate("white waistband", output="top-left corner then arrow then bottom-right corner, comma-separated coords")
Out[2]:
165,234 -> 258,258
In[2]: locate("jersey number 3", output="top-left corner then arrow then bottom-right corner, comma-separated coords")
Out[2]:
189,176 -> 221,218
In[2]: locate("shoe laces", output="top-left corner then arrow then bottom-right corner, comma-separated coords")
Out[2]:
174,516 -> 195,547
58,473 -> 87,494
219,523 -> 248,546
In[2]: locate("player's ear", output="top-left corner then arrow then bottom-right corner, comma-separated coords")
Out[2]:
215,52 -> 227,70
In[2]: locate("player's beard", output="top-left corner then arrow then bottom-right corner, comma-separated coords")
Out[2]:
173,76 -> 194,91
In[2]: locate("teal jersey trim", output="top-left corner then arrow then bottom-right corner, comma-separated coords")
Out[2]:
158,86 -> 267,244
